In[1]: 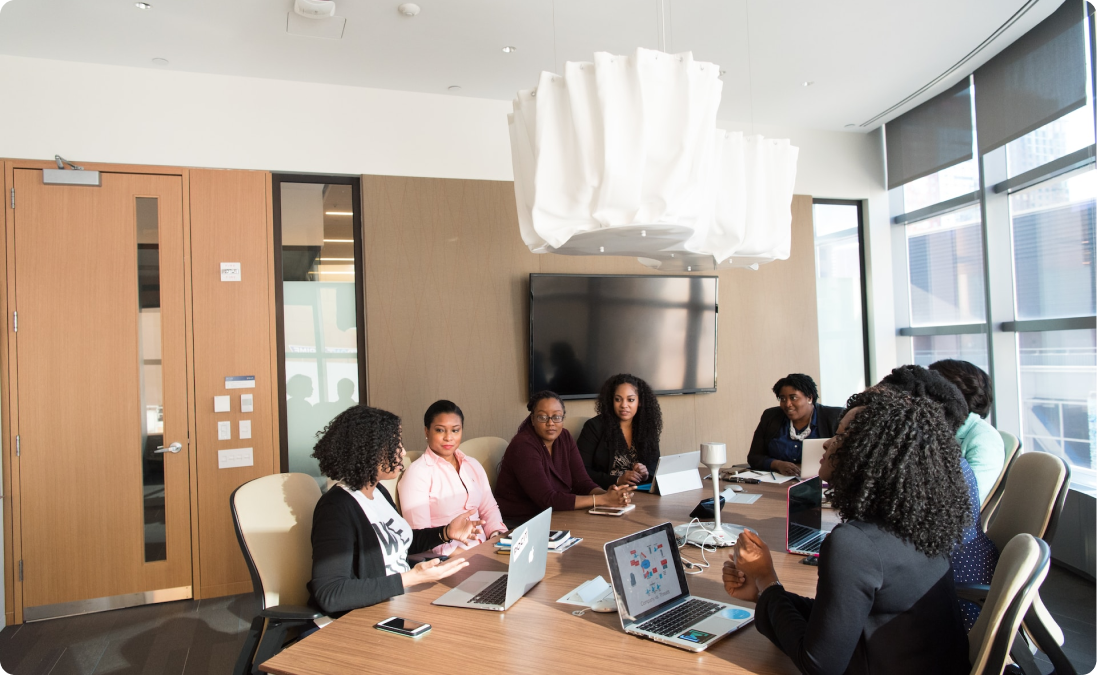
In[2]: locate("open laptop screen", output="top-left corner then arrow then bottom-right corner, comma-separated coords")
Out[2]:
605,523 -> 689,621
788,476 -> 823,531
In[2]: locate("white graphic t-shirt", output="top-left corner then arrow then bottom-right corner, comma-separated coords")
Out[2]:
342,484 -> 412,576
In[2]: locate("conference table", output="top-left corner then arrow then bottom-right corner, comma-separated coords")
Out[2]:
261,472 -> 827,675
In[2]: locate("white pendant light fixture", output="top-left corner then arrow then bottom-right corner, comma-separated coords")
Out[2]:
508,41 -> 798,271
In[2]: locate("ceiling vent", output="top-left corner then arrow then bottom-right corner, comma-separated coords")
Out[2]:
287,0 -> 345,39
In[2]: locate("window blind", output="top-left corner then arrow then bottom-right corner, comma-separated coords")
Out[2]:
885,79 -> 974,190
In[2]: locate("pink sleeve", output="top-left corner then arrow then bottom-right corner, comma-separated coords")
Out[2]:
468,459 -> 507,536
397,459 -> 433,529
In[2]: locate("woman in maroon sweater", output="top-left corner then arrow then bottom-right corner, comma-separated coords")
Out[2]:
495,391 -> 634,526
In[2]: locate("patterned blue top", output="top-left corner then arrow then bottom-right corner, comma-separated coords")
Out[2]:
953,458 -> 999,630
764,407 -> 820,467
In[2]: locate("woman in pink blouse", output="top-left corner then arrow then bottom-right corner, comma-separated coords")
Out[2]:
399,400 -> 508,555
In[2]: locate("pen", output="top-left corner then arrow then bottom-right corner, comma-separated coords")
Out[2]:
770,471 -> 776,480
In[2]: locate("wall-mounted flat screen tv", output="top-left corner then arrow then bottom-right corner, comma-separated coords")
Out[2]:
529,274 -> 718,399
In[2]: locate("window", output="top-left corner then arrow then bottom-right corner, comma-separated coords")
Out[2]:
906,205 -> 986,326
813,200 -> 868,406
273,175 -> 366,486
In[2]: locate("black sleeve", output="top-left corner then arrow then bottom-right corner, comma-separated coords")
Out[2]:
308,495 -> 405,615
753,525 -> 880,675
577,418 -> 615,489
747,409 -> 776,470
816,405 -> 844,437
643,436 -> 659,482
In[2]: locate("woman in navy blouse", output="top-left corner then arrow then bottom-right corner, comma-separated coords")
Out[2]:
747,374 -> 843,476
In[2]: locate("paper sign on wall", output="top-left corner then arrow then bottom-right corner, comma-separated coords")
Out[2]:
225,376 -> 255,389
220,262 -> 241,282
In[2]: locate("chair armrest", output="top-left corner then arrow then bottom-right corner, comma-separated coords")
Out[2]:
954,583 -> 991,604
261,604 -> 325,621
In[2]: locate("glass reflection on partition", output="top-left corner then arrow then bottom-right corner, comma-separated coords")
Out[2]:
281,184 -> 360,484
136,197 -> 167,563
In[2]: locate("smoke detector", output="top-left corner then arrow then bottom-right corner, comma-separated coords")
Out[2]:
294,0 -> 335,19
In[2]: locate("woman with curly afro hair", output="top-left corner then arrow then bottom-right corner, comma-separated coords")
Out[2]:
723,389 -> 971,675
307,405 -> 482,617
577,373 -> 663,489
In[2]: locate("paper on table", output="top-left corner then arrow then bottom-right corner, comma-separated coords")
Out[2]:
730,470 -> 796,484
557,575 -> 613,606
720,488 -> 763,504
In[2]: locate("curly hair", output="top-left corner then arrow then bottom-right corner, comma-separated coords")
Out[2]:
929,359 -> 994,418
594,373 -> 663,468
829,389 -> 971,557
772,373 -> 820,403
877,365 -> 968,432
312,405 -> 403,490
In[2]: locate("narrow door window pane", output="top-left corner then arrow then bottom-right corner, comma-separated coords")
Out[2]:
906,205 -> 987,326
1009,170 -> 1096,320
1018,329 -> 1096,493
136,197 -> 167,563
813,203 -> 865,406
912,334 -> 989,372
281,184 -> 360,485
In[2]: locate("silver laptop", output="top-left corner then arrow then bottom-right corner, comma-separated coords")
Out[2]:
800,439 -> 825,479
647,450 -> 701,494
603,522 -> 754,652
432,508 -> 551,611
786,476 -> 827,557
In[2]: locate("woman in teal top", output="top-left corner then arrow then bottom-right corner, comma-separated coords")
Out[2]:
929,359 -> 1005,503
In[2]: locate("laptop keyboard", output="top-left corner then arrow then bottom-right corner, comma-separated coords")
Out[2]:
789,523 -> 826,554
636,598 -> 722,637
468,575 -> 509,606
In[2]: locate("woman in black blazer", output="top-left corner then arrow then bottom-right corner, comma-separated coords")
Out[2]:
307,405 -> 480,617
577,374 -> 662,489
747,373 -> 842,475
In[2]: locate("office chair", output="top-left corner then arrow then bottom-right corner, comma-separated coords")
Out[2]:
966,534 -> 1050,675
962,452 -> 1074,675
459,437 -> 509,489
378,449 -> 422,511
980,430 -> 1022,522
231,473 -> 325,675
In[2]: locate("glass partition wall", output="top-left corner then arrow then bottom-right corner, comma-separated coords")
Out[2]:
273,175 -> 366,487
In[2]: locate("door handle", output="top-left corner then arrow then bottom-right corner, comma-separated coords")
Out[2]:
155,442 -> 183,454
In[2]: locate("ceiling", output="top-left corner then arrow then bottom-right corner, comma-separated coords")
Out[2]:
0,0 -> 1061,132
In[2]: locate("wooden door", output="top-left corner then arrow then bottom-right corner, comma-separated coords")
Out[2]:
13,169 -> 192,617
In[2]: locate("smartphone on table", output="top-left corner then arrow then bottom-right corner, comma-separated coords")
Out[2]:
374,616 -> 431,637
588,504 -> 636,516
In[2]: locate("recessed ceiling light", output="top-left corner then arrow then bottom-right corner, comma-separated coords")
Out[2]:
397,3 -> 419,16
502,46 -> 517,53
448,85 -> 462,91
135,2 -> 152,8
325,211 -> 353,216
152,57 -> 169,65
802,81 -> 814,87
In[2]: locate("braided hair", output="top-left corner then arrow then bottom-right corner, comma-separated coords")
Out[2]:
594,374 -> 663,468
830,389 -> 971,557
312,405 -> 403,490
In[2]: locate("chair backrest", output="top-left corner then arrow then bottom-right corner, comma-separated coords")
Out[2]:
985,452 -> 1070,552
562,415 -> 590,439
459,437 -> 509,489
967,534 -> 1050,675
231,473 -> 322,609
980,430 -> 1022,515
378,450 -> 423,512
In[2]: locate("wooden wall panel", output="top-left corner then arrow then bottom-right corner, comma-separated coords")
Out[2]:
362,177 -> 821,466
189,169 -> 276,599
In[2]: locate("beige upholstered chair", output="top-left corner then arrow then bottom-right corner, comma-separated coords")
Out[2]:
980,430 -> 1022,516
378,449 -> 423,511
562,414 -> 591,439
969,451 -> 1074,674
459,436 -> 509,489
965,534 -> 1050,675
231,473 -> 324,675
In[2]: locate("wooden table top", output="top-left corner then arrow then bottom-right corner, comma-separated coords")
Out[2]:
261,473 -> 819,675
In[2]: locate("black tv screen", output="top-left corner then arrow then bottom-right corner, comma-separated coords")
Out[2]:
529,274 -> 718,399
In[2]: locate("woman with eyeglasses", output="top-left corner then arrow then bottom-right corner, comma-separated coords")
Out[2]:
494,390 -> 634,527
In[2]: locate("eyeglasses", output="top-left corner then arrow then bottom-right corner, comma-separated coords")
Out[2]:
533,414 -> 565,424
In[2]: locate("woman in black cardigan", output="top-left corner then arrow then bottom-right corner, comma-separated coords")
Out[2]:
308,405 -> 480,617
747,373 -> 842,476
577,374 -> 662,489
